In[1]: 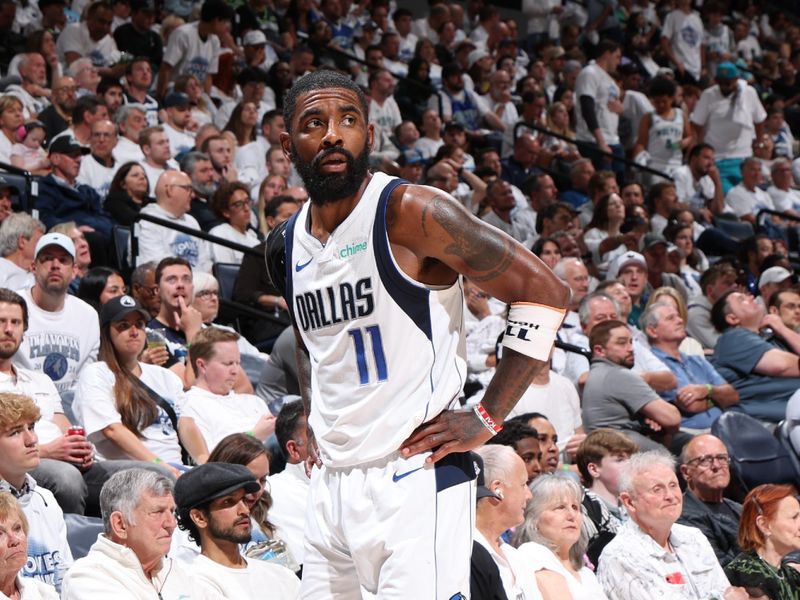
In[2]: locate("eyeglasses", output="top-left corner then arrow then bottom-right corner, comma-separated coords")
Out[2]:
168,184 -> 193,192
112,319 -> 146,332
228,200 -> 249,210
92,131 -> 116,138
195,290 -> 219,299
686,454 -> 731,468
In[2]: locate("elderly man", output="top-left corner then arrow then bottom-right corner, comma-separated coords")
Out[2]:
0,212 -> 42,290
711,290 -> 800,422
480,179 -> 536,247
61,469 -> 200,599
112,103 -> 147,164
768,288 -> 800,333
644,302 -> 739,431
174,463 -> 300,597
562,158 -> 595,209
597,450 -> 745,599
677,434 -> 742,567
724,157 -> 774,222
5,52 -> 50,119
471,446 -> 538,600
76,119 -> 118,198
38,76 -> 77,141
583,320 -> 683,452
136,170 -> 213,272
501,134 -> 541,191
180,152 -> 220,231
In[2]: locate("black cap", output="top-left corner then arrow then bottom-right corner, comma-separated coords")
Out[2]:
163,92 -> 190,109
443,120 -> 465,133
237,66 -> 268,87
473,452 -> 501,500
643,232 -> 668,250
99,295 -> 149,327
48,135 -> 90,155
130,0 -> 155,11
174,463 -> 261,511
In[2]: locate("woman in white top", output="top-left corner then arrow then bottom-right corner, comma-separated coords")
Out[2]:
0,493 -> 58,600
0,96 -> 23,164
209,181 -> 261,264
73,295 -> 187,477
583,193 -> 637,275
514,475 -> 609,600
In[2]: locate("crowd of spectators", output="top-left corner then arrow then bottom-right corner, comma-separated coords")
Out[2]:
0,0 -> 796,597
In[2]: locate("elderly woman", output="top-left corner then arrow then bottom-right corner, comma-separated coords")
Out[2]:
0,492 -> 58,599
208,181 -> 260,265
597,450 -> 746,600
514,475 -> 608,599
725,484 -> 800,598
0,96 -> 24,163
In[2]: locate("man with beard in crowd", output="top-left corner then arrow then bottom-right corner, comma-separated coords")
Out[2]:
269,69 -> 568,599
38,76 -> 78,140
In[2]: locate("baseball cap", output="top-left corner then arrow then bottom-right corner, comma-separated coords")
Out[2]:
34,232 -> 75,259
174,463 -> 261,511
398,149 -> 425,167
472,452 -> 501,501
48,135 -> 90,156
607,251 -> 647,281
643,233 -> 668,251
456,40 -> 477,54
716,61 -> 739,80
758,266 -> 794,288
242,30 -> 267,46
163,91 -> 190,109
99,295 -> 150,327
443,121 -> 465,134
468,49 -> 490,69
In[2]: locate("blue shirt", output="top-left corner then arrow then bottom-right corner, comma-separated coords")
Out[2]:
650,347 -> 725,429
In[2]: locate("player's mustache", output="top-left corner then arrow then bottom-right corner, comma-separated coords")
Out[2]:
313,147 -> 354,170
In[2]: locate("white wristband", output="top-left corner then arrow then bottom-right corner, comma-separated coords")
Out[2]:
501,302 -> 566,362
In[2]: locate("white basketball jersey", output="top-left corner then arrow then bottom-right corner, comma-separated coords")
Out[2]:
285,172 -> 467,467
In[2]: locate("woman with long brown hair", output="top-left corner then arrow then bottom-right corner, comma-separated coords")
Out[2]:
73,295 -> 188,478
223,101 -> 259,147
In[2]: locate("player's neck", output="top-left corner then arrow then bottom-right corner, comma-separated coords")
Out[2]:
309,175 -> 372,241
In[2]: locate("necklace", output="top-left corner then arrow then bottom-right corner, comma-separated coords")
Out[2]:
756,551 -> 785,579
149,558 -> 173,599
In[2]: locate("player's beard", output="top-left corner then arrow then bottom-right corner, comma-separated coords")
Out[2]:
291,144 -> 370,206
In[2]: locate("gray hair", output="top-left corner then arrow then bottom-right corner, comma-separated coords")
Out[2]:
618,449 -> 676,497
192,271 -> 218,297
179,151 -> 211,177
0,213 -> 44,257
740,156 -> 761,173
131,260 -> 157,287
475,445 -> 517,488
640,301 -> 674,337
553,257 -> 584,280
100,468 -> 174,535
771,157 -> 792,175
67,57 -> 93,79
512,474 -> 587,570
114,103 -> 147,127
578,292 -> 619,326
569,158 -> 592,177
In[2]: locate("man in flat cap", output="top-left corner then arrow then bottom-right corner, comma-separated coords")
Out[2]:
175,462 -> 299,598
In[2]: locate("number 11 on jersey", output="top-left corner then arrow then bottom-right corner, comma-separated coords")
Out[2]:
348,325 -> 388,385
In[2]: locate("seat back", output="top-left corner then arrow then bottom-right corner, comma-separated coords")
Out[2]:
713,215 -> 755,241
112,225 -> 130,275
775,419 -> 800,481
213,262 -> 240,301
64,513 -> 103,560
712,412 -> 800,492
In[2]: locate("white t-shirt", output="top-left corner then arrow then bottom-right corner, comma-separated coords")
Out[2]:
661,9 -> 704,81
188,554 -> 299,599
414,136 -> 444,160
672,165 -> 716,211
0,257 -> 33,291
136,203 -> 213,273
0,366 -> 64,444
0,131 -> 13,163
474,530 -> 543,600
76,155 -> 118,199
162,22 -> 221,83
506,371 -> 582,452
181,386 -> 270,452
56,22 -> 120,67
691,82 -> 766,159
163,123 -> 196,158
517,541 -> 608,600
368,96 -> 402,140
111,136 -> 145,165
575,61 -> 621,145
13,288 -> 99,401
209,223 -> 260,265
265,461 -> 310,565
74,361 -> 185,463
768,185 -> 800,213
724,183 -> 775,217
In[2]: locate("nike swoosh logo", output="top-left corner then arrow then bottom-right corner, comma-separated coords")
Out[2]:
392,466 -> 423,482
295,257 -> 313,272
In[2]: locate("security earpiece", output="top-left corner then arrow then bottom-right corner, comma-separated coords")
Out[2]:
495,490 -> 504,500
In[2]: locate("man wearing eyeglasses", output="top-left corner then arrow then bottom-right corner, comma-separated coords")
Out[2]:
76,119 -> 119,198
677,434 -> 742,567
136,170 -> 213,273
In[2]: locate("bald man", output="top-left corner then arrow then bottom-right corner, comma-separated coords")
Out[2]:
677,434 -> 742,566
136,170 -> 213,272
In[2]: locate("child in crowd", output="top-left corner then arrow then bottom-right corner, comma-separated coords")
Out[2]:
10,120 -> 49,175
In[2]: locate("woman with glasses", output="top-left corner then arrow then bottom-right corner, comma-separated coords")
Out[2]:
73,295 -> 188,477
725,483 -> 800,599
209,181 -> 261,265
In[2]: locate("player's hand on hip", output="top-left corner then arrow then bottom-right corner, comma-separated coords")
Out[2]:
399,409 -> 493,464
304,425 -> 323,477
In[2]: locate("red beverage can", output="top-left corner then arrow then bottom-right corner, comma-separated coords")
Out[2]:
67,426 -> 85,437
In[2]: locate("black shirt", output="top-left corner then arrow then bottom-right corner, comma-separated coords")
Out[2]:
114,23 -> 163,67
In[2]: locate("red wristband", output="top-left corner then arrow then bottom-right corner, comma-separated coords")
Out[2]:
474,403 -> 503,435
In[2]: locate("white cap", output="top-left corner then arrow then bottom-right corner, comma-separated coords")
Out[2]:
607,251 -> 647,281
758,266 -> 793,288
242,30 -> 267,46
467,49 -> 490,69
34,232 -> 75,258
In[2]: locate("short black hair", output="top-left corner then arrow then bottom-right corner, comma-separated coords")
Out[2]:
73,95 -> 106,125
261,109 -> 282,128
98,76 -> 124,96
200,0 -> 234,22
647,76 -> 676,98
275,401 -> 305,455
283,69 -> 368,135
393,7 -> 412,20
155,256 -> 191,284
688,142 -> 714,161
265,194 -> 298,220
486,420 -> 539,450
711,289 -> 737,333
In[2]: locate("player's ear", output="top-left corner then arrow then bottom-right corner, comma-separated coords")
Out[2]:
366,123 -> 375,153
280,131 -> 292,160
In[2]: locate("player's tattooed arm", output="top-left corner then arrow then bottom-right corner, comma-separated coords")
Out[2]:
293,326 -> 322,470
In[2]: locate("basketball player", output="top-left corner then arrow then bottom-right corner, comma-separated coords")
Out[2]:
268,69 -> 569,599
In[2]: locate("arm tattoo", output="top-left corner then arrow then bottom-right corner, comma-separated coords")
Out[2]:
429,195 -> 516,282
